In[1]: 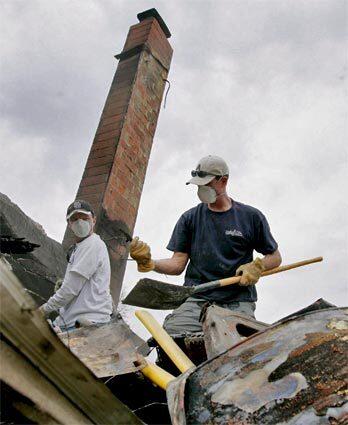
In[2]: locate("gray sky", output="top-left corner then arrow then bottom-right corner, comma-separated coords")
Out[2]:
1,0 -> 347,338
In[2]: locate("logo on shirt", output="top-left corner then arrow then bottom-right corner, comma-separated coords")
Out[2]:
225,229 -> 244,237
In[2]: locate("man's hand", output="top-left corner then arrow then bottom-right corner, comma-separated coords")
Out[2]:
38,303 -> 49,317
54,278 -> 63,292
130,237 -> 155,273
236,258 -> 265,286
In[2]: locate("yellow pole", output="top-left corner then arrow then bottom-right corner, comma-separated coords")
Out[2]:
140,362 -> 175,390
135,310 -> 195,373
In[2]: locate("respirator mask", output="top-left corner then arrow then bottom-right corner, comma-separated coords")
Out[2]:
70,219 -> 92,238
197,186 -> 218,204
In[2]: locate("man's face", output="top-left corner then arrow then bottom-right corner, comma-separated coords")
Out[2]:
206,176 -> 228,194
68,212 -> 96,232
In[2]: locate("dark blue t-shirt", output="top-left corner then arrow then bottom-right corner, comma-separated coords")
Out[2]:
166,200 -> 278,302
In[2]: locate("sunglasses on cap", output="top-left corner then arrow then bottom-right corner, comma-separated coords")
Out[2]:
191,170 -> 221,178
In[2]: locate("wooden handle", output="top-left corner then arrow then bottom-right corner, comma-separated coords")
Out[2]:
261,256 -> 323,277
219,275 -> 242,286
219,256 -> 323,287
135,310 -> 195,373
140,362 -> 175,390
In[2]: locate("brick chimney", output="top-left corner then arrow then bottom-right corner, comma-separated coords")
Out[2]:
63,9 -> 173,304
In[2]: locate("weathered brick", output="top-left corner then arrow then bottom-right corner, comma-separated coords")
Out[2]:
101,113 -> 125,127
126,20 -> 152,38
84,164 -> 111,177
80,174 -> 109,187
91,138 -> 119,152
95,129 -> 121,142
96,122 -> 123,137
124,33 -> 149,50
110,77 -> 137,92
81,192 -> 104,204
77,182 -> 106,196
101,105 -> 128,119
115,56 -> 139,70
63,10 -> 173,305
89,146 -> 115,159
113,72 -> 136,86
85,154 -> 114,169
104,96 -> 130,111
107,86 -> 132,103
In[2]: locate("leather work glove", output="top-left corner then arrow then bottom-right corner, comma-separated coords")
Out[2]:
236,258 -> 265,286
129,237 -> 155,273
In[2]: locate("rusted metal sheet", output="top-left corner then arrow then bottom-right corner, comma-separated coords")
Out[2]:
167,307 -> 348,424
59,318 -> 148,378
154,310 -> 268,374
202,306 -> 269,359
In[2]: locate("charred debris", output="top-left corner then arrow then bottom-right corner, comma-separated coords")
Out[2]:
1,196 -> 347,424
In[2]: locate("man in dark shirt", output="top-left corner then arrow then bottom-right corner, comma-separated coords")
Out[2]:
130,155 -> 282,335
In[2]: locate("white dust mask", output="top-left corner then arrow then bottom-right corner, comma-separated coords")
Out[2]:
70,219 -> 92,238
198,186 -> 217,204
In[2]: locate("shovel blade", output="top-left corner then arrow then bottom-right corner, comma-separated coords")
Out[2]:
122,278 -> 194,310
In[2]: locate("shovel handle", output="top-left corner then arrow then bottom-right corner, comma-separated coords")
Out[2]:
260,256 -> 323,277
219,256 -> 323,286
194,256 -> 323,293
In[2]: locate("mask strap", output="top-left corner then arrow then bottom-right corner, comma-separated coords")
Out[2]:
214,175 -> 227,198
216,191 -> 227,198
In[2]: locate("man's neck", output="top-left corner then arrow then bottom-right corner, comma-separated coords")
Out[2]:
208,194 -> 232,212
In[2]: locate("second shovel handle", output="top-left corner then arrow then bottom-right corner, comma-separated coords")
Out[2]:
219,256 -> 323,287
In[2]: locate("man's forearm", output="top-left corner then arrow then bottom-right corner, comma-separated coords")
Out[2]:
261,249 -> 282,270
153,252 -> 189,275
44,289 -> 75,314
153,259 -> 183,275
43,272 -> 86,313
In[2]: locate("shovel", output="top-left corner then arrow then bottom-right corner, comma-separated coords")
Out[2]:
122,257 -> 323,310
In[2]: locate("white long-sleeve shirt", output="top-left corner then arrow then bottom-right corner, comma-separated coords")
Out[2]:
43,233 -> 113,328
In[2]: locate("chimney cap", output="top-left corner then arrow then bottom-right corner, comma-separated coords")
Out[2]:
137,8 -> 171,38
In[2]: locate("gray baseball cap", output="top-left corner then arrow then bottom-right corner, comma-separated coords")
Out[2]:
66,200 -> 94,220
186,155 -> 229,186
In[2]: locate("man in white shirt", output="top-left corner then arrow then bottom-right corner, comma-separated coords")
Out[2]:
40,200 -> 113,330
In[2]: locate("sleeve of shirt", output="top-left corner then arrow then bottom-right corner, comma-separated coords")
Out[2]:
69,241 -> 99,279
253,212 -> 278,255
43,271 -> 87,313
166,213 -> 191,253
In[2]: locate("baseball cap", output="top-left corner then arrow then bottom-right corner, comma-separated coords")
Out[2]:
66,200 -> 94,220
186,155 -> 229,186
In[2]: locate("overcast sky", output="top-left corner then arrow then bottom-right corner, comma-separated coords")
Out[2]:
1,0 -> 347,338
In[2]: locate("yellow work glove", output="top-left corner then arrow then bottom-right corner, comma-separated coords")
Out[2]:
236,258 -> 265,286
129,237 -> 155,273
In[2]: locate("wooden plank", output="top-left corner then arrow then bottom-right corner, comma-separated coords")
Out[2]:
59,320 -> 147,378
1,339 -> 91,425
0,257 -> 142,425
11,401 -> 59,425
